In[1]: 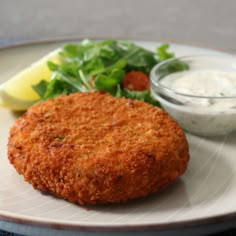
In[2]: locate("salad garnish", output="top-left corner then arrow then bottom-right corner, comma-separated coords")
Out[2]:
33,39 -> 188,106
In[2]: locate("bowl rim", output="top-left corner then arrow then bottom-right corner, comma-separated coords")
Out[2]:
150,54 -> 236,99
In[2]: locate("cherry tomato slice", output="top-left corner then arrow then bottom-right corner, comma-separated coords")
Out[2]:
122,71 -> 150,91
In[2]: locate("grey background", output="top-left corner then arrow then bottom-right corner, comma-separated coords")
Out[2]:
0,0 -> 236,52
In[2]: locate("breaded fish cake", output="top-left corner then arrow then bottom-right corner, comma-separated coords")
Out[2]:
8,92 -> 189,205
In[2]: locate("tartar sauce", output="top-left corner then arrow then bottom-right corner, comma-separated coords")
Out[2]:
162,70 -> 236,96
155,70 -> 236,136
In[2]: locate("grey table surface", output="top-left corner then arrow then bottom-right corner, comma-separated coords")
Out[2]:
0,0 -> 236,235
0,0 -> 236,52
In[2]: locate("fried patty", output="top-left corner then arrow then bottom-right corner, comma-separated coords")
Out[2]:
8,92 -> 189,205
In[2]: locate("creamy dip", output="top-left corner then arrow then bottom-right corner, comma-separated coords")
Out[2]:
160,70 -> 236,109
152,70 -> 236,136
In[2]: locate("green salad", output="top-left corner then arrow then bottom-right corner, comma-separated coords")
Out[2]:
33,39 -> 188,106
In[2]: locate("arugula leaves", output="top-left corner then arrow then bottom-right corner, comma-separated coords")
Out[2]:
156,44 -> 175,62
33,40 -> 186,106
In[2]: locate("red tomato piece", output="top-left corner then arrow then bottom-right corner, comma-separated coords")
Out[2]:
122,71 -> 150,91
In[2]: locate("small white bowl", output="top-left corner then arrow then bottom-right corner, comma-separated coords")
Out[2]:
150,55 -> 236,137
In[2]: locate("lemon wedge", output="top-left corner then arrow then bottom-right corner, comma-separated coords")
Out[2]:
0,48 -> 61,111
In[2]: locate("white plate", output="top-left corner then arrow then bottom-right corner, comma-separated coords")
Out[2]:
0,39 -> 236,236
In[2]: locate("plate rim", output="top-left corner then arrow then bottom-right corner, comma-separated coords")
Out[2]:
0,35 -> 235,56
1,208 -> 236,232
0,37 -> 236,232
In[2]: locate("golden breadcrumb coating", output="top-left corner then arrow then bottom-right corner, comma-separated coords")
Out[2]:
8,92 -> 189,205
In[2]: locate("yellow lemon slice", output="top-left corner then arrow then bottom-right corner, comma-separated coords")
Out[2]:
0,48 -> 61,111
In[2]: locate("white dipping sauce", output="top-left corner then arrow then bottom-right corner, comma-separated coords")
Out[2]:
162,70 -> 236,97
156,70 -> 236,136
